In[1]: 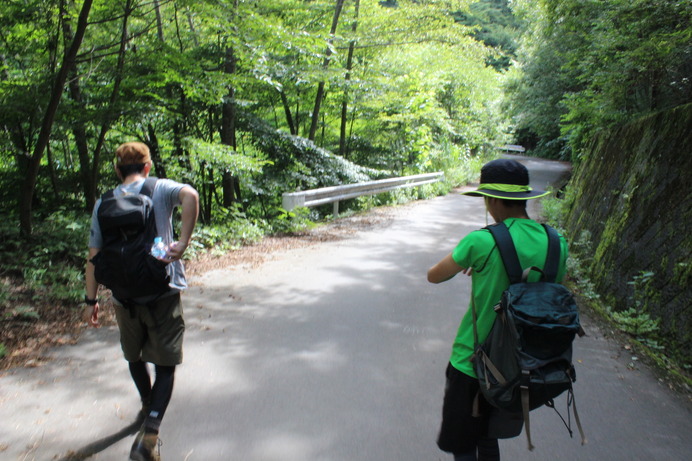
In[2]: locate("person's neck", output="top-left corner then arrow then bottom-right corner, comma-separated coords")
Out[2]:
496,210 -> 530,222
122,174 -> 146,185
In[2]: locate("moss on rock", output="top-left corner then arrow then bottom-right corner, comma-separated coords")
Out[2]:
565,103 -> 692,367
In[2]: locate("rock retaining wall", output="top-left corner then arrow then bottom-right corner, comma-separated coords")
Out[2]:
566,103 -> 691,364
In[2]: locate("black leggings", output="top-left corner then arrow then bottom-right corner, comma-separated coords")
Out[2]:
129,361 -> 176,433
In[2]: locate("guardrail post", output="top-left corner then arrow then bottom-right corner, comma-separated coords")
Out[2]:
333,201 -> 339,217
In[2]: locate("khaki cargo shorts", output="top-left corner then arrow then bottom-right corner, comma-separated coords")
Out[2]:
113,292 -> 185,366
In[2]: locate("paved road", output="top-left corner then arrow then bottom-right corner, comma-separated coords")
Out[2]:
1,157 -> 691,460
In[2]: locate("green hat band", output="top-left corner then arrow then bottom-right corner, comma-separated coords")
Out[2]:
478,183 -> 532,193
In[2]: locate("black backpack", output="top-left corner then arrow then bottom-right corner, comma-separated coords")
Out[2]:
471,222 -> 586,450
90,177 -> 170,302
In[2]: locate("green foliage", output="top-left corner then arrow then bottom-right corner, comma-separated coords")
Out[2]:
611,307 -> 660,339
565,230 -> 601,302
442,149 -> 490,188
0,210 -> 88,303
0,343 -> 5,359
187,209 -> 265,258
0,0 -> 511,320
4,306 -> 40,322
358,40 -> 506,173
540,193 -> 565,230
271,207 -> 315,234
538,182 -> 601,300
24,265 -> 84,304
609,271 -> 661,349
0,279 -> 10,307
1,0 -> 509,229
453,0 -> 524,70
541,184 -> 577,229
547,178 -> 689,383
507,0 -> 692,160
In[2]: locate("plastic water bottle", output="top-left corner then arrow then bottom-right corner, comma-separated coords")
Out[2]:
151,237 -> 168,260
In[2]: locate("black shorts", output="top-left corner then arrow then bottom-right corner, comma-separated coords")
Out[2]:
437,362 -> 492,453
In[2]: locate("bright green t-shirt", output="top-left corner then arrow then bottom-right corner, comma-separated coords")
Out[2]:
449,218 -> 568,377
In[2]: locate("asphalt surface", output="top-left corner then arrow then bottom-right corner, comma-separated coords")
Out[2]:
1,156 -> 690,460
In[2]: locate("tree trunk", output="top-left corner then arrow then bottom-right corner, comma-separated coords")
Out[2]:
171,4 -> 190,170
89,0 -> 134,199
221,42 -> 241,207
308,0 -> 345,141
19,0 -> 94,237
340,0 -> 360,157
46,143 -> 60,199
147,124 -> 167,179
221,47 -> 237,151
186,8 -> 199,47
154,0 -> 164,41
280,90 -> 297,135
61,2 -> 96,212
199,161 -> 212,223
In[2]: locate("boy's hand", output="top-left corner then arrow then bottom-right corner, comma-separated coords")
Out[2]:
84,303 -> 100,327
165,241 -> 187,262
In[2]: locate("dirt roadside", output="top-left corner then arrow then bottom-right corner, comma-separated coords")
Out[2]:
0,206 -> 397,372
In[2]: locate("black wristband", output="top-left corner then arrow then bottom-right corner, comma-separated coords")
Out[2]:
84,296 -> 98,306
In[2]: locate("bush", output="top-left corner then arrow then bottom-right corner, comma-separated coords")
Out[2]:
188,219 -> 264,258
0,210 -> 89,304
270,206 -> 315,234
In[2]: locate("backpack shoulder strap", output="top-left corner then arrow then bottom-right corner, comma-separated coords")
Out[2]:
99,177 -> 157,203
140,177 -> 158,235
96,190 -> 115,223
487,222 -> 522,284
542,224 -> 561,283
100,189 -> 115,201
140,177 -> 158,198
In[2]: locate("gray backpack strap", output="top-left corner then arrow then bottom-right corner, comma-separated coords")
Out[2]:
521,371 -> 535,450
571,391 -> 588,446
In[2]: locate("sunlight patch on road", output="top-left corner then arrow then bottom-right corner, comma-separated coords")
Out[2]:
252,430 -> 333,461
275,341 -> 346,373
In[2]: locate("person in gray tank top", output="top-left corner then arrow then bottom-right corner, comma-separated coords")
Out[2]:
85,142 -> 199,461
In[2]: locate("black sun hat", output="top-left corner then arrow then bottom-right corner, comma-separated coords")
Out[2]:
461,158 -> 550,200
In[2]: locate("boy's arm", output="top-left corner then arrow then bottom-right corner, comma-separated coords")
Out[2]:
427,253 -> 471,284
166,185 -> 199,261
84,247 -> 100,327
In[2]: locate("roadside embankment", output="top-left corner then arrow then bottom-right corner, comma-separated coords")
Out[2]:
564,103 -> 692,379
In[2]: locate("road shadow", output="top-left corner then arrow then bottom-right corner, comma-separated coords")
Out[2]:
56,412 -> 144,460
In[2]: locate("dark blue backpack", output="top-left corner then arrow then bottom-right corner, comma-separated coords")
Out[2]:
472,223 -> 586,449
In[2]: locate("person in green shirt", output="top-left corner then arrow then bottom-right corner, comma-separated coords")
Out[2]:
427,158 -> 568,461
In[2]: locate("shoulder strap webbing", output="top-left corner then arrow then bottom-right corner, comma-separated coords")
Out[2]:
488,222 -> 563,284
140,177 -> 157,198
100,189 -> 114,201
99,177 -> 157,202
140,177 -> 158,236
487,223 -> 522,284
542,224 -> 561,283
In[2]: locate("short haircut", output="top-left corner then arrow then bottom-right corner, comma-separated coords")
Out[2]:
117,163 -> 146,178
501,199 -> 527,209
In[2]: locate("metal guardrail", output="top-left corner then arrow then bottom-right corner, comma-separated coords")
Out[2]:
282,172 -> 444,216
499,144 -> 526,153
